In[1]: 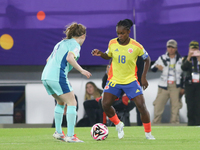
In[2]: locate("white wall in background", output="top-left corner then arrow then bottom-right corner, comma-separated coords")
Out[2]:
0,102 -> 14,124
25,84 -> 55,124
25,78 -> 187,124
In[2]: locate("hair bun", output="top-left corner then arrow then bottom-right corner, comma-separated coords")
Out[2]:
124,19 -> 133,27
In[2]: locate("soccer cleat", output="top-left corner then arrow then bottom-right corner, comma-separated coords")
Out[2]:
116,121 -> 124,139
65,134 -> 84,143
145,132 -> 155,140
53,131 -> 66,142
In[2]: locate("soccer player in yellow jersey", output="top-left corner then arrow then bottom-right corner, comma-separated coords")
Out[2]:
92,19 -> 155,140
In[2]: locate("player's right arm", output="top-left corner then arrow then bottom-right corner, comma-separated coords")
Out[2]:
91,49 -> 111,60
67,52 -> 92,78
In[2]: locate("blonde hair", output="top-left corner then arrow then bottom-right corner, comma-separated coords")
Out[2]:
64,22 -> 86,39
84,81 -> 103,100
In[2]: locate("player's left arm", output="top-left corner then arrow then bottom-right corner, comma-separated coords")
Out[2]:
139,48 -> 151,90
142,56 -> 151,90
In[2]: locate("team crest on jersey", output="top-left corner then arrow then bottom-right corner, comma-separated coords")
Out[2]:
128,48 -> 133,53
74,47 -> 79,56
104,85 -> 109,90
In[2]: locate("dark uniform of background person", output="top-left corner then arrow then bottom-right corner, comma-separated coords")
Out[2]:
181,41 -> 200,126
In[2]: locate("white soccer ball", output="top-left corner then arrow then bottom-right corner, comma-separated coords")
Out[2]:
90,123 -> 109,141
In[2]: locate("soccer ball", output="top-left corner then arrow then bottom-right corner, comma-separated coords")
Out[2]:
90,123 -> 109,141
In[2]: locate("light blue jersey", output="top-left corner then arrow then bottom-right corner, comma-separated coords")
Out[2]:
41,38 -> 80,83
41,38 -> 80,95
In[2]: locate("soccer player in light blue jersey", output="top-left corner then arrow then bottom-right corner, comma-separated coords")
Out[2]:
41,22 -> 92,142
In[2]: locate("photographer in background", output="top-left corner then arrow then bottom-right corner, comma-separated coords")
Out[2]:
181,41 -> 200,126
151,39 -> 182,124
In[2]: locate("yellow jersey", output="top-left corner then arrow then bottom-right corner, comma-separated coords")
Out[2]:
106,38 -> 148,84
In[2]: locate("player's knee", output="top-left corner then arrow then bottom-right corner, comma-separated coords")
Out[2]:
67,98 -> 76,106
102,102 -> 110,112
137,104 -> 147,114
102,103 -> 108,111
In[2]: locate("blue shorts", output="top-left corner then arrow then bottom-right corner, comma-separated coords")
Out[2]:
103,80 -> 143,100
42,80 -> 73,96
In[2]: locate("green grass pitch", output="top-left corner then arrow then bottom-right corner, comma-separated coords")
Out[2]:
0,126 -> 200,150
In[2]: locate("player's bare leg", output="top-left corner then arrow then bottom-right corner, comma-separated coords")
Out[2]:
102,92 -> 124,139
132,94 -> 155,140
101,92 -> 117,118
52,92 -> 83,142
132,95 -> 150,123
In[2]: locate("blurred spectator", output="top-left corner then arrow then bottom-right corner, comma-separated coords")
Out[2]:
177,72 -> 185,122
151,39 -> 183,124
84,81 -> 103,101
77,81 -> 103,127
181,41 -> 200,126
14,110 -> 25,123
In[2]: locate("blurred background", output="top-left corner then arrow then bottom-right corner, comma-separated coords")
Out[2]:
0,0 -> 200,125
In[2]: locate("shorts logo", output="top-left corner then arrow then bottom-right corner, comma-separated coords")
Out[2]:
104,85 -> 109,90
128,48 -> 133,53
136,89 -> 140,93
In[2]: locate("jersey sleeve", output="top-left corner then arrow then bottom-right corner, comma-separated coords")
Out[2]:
69,43 -> 80,59
140,48 -> 149,60
70,47 -> 80,58
105,40 -> 112,57
137,43 -> 148,60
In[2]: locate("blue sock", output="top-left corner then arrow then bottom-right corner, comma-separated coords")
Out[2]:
66,106 -> 77,137
54,104 -> 65,134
